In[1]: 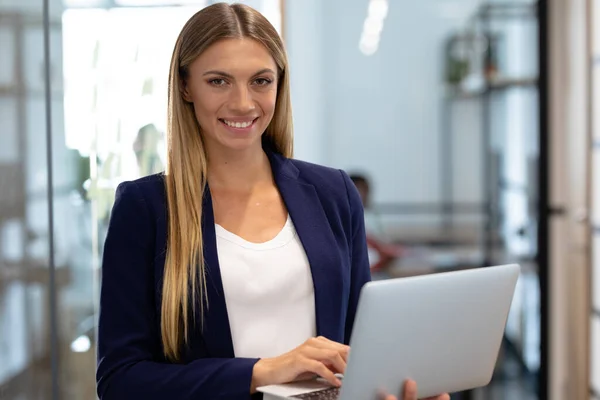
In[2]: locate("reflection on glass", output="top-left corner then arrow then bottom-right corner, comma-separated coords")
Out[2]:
58,5 -> 208,400
58,2 -> 282,399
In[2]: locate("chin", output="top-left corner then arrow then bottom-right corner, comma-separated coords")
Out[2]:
218,135 -> 264,153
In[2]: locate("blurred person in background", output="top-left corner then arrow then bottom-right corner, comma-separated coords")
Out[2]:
350,174 -> 404,272
133,123 -> 165,176
96,3 -> 447,400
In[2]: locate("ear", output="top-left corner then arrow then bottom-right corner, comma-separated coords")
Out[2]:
180,79 -> 193,103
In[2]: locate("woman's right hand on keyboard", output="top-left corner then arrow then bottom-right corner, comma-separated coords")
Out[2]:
250,336 -> 348,393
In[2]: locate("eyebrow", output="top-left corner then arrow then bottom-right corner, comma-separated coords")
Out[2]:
202,68 -> 276,78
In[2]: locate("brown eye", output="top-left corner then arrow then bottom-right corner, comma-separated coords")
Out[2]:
208,78 -> 227,86
254,78 -> 272,86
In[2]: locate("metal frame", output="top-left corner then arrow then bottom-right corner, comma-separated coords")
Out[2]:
537,0 -> 549,399
42,0 -> 59,397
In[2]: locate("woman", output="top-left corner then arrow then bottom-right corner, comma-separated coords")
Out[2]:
96,3 -> 448,400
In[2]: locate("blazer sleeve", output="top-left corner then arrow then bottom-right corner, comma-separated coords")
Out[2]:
96,181 -> 259,400
340,171 -> 372,344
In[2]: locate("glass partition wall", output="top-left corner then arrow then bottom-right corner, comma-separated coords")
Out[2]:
0,1 -> 282,399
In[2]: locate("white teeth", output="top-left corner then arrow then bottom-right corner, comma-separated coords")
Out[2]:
223,119 -> 253,128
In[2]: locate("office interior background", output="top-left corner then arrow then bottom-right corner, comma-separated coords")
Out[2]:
0,0 -> 597,399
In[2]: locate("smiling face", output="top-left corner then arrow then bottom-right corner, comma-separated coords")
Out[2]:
182,38 -> 278,155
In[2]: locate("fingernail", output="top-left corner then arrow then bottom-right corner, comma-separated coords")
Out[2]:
335,379 -> 342,387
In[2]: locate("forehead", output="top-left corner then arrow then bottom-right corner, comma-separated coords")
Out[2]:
190,38 -> 277,75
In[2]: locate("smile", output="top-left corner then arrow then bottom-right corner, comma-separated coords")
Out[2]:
219,118 -> 258,129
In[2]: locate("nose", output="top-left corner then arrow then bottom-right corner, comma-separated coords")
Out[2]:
228,85 -> 255,114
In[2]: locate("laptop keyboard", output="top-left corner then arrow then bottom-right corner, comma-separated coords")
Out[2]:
290,387 -> 340,400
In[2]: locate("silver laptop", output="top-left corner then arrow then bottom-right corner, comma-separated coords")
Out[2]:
258,264 -> 520,400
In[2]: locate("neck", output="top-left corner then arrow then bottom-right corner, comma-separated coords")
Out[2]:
206,143 -> 272,191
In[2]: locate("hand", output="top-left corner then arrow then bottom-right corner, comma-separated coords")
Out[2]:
381,379 -> 450,400
250,336 -> 348,393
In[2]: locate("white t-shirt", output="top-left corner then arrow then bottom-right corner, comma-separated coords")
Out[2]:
215,215 -> 317,359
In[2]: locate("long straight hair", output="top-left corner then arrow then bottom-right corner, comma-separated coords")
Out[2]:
162,3 -> 293,361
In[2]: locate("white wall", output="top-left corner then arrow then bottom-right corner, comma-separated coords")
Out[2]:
285,0 -> 326,165
287,0 -> 484,205
548,0 -> 592,398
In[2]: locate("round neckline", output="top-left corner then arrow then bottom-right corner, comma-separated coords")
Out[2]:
214,215 -> 296,251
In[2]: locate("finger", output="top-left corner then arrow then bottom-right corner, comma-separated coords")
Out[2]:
303,359 -> 342,387
402,379 -> 418,400
311,337 -> 350,362
376,390 -> 396,400
421,393 -> 450,400
294,371 -> 319,382
313,336 -> 350,352
305,338 -> 349,365
303,347 -> 347,374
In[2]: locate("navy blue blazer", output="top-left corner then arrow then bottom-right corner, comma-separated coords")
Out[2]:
96,149 -> 371,400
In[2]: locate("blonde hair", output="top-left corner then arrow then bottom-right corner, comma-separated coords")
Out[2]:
162,3 -> 293,361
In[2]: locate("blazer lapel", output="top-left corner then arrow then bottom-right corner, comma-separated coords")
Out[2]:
267,151 -> 345,341
199,188 -> 235,358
